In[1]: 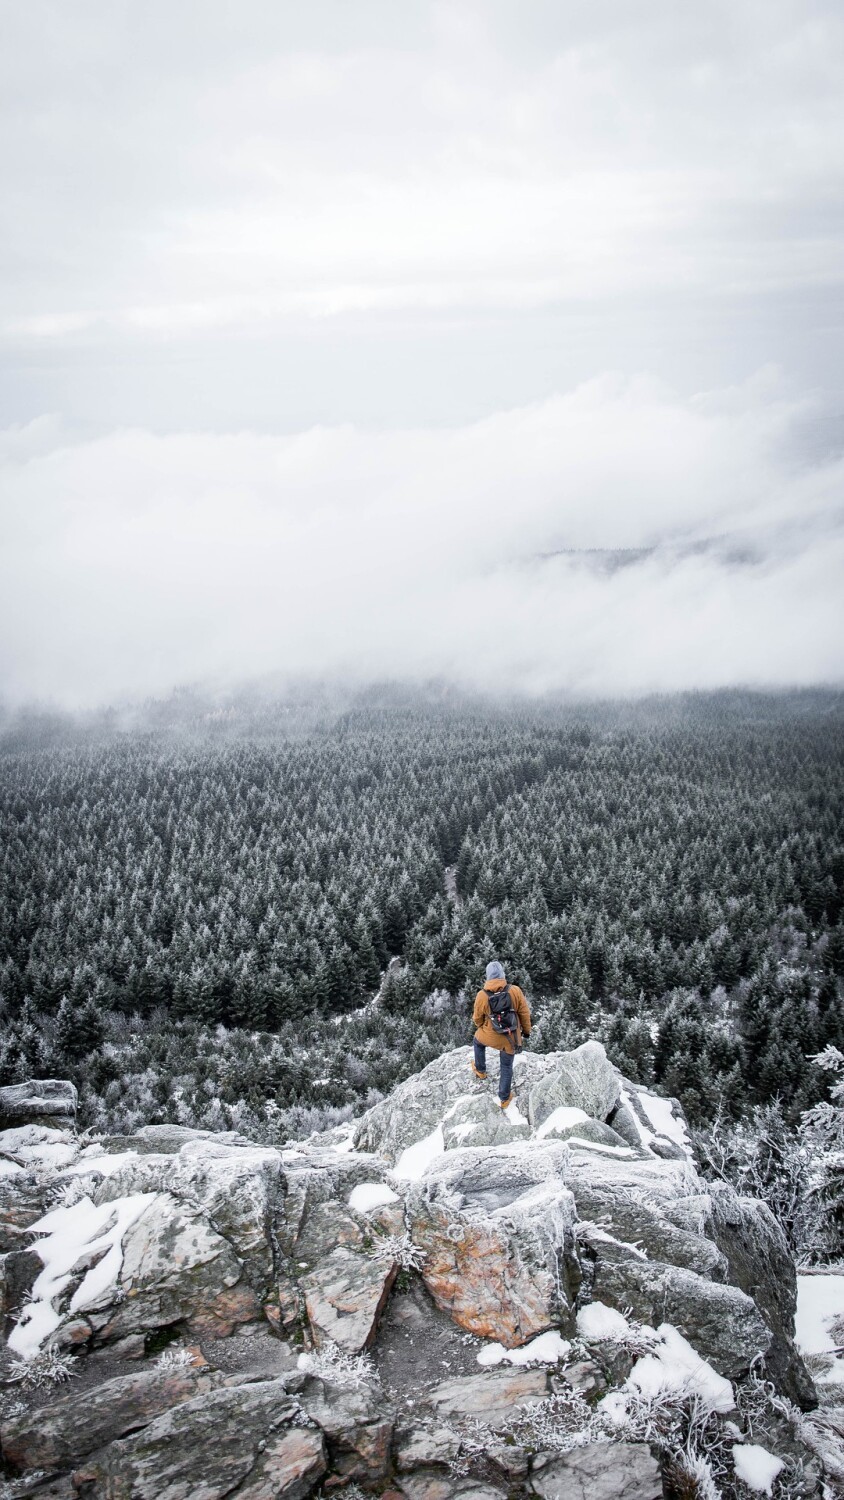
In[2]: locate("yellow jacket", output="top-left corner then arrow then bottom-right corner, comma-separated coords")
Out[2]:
473,978 -> 531,1055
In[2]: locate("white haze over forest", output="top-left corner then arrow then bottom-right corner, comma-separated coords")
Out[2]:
0,0 -> 842,706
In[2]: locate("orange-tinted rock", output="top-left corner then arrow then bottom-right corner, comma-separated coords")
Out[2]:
408,1142 -> 579,1349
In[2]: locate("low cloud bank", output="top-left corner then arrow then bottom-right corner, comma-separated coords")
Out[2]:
1,374 -> 842,707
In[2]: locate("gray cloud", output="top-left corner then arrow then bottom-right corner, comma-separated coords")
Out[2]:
0,3 -> 841,704
1,0 -> 843,429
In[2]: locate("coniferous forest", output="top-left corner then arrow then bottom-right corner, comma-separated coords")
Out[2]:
1,688 -> 842,1172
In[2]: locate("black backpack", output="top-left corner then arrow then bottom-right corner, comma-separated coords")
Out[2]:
486,984 -> 518,1039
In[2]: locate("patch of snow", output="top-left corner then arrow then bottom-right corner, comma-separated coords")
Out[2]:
477,1330 -> 570,1367
577,1223 -> 648,1260
731,1443 -> 785,1494
796,1273 -> 844,1386
0,1126 -> 67,1154
637,1090 -> 690,1153
331,1123 -> 356,1155
0,1158 -> 25,1178
536,1106 -> 589,1141
577,1303 -> 634,1342
600,1390 -> 630,1427
447,1121 -> 479,1143
348,1182 -> 399,1213
9,1192 -> 158,1359
618,1089 -> 657,1154
504,1101 -> 528,1128
796,1273 -> 844,1354
443,1095 -> 476,1121
566,1137 -> 636,1158
60,1152 -> 139,1179
625,1323 -> 734,1415
393,1125 -> 445,1182
0,1124 -> 77,1172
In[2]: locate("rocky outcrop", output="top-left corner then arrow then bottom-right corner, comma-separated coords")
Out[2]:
526,1039 -> 621,1127
0,1049 -> 826,1497
0,1080 -> 77,1133
708,1177 -> 816,1407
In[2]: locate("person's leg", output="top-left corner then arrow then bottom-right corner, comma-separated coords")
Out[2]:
498,1049 -> 514,1101
472,1040 -> 487,1077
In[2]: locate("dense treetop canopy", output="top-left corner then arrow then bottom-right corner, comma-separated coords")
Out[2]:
1,689 -> 842,1134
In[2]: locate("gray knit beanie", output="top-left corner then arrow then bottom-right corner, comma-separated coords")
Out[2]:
485,960 -> 505,981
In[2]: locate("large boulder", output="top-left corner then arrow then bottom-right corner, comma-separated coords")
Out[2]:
527,1041 -> 620,1129
0,1080 -> 77,1133
531,1441 -> 663,1500
566,1151 -> 729,1282
69,1379 -> 326,1499
708,1179 -> 816,1408
98,1191 -> 262,1343
301,1247 -> 397,1353
88,1140 -> 287,1296
11,1189 -> 262,1357
1,1361 -> 230,1473
564,1147 -> 788,1378
277,1144 -> 399,1257
589,1255 -> 770,1378
408,1142 -> 579,1347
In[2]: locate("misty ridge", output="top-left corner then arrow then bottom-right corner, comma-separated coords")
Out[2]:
1,373 -> 843,712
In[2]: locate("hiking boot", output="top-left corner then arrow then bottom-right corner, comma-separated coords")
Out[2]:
470,1061 -> 487,1081
499,1093 -> 513,1109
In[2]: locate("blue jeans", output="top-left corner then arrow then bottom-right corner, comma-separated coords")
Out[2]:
474,1040 -> 513,1101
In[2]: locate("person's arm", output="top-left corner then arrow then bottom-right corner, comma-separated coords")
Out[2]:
472,990 -> 487,1028
515,988 -> 531,1037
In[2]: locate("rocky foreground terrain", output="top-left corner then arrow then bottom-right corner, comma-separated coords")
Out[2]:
0,1045 -> 842,1498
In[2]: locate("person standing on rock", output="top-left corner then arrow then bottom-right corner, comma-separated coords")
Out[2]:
471,961 -> 531,1109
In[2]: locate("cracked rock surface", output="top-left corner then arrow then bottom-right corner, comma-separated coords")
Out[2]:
0,1048 -> 829,1497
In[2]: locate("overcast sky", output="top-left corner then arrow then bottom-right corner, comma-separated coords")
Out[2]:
1,0 -> 842,706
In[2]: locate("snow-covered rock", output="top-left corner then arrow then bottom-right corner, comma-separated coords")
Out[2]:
526,1039 -> 621,1127
0,1079 -> 77,1133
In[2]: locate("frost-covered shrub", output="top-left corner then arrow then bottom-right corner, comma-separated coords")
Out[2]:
372,1233 -> 426,1271
49,1176 -> 91,1209
297,1341 -> 380,1391
697,1047 -> 844,1262
155,1348 -> 195,1372
9,1347 -> 77,1390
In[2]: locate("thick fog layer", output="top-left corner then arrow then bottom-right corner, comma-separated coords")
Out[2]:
1,375 -> 841,706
